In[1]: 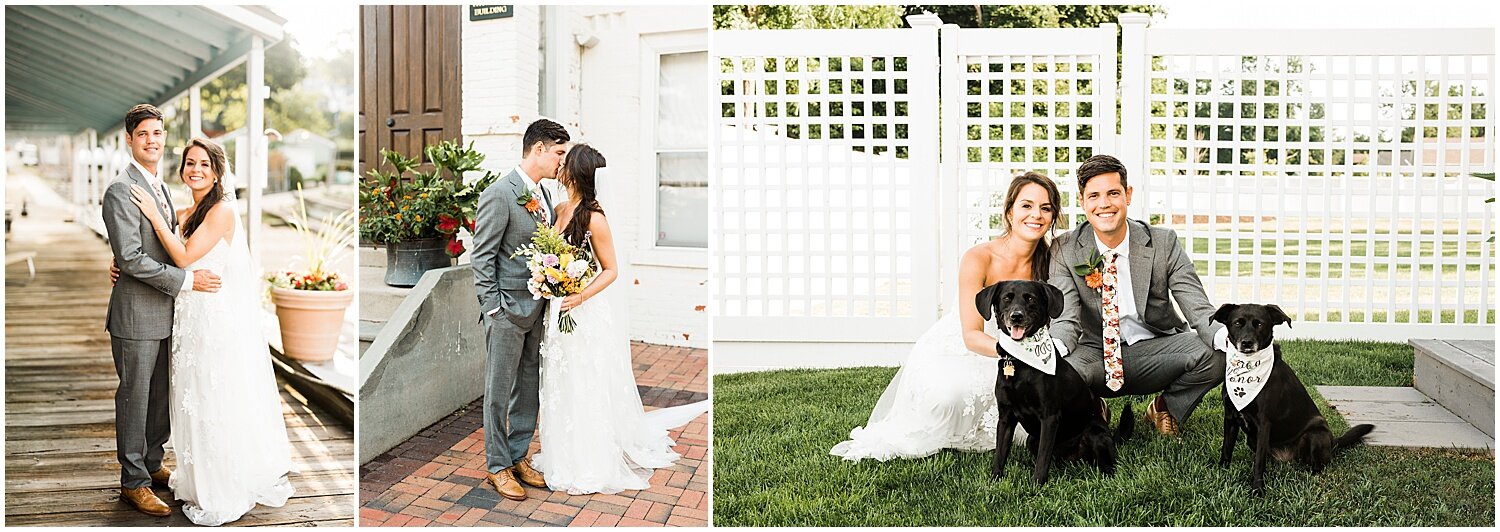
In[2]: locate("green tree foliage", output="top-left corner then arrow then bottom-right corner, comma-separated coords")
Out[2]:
200,36 -> 309,134
902,4 -> 1162,29
714,5 -> 904,30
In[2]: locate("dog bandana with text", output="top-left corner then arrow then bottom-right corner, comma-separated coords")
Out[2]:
996,325 -> 1056,376
1224,344 -> 1275,411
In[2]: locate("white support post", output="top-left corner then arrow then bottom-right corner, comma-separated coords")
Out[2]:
937,21 -> 960,311
1118,13 -> 1150,217
189,83 -> 203,139
247,35 -> 265,268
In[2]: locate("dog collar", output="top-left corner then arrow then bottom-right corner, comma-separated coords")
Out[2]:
996,325 -> 1057,376
1225,344 -> 1275,411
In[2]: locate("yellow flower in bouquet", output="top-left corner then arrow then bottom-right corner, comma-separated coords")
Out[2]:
509,223 -> 598,333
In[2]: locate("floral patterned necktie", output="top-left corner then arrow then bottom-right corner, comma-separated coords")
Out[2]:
1102,251 -> 1124,391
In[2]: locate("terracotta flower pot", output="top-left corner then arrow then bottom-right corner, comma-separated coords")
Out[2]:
270,286 -> 354,362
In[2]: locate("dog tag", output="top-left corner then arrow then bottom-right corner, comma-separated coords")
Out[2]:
1003,360 -> 1015,378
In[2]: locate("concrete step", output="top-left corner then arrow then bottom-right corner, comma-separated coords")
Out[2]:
1319,385 -> 1493,452
1411,339 -> 1495,437
360,263 -> 411,318
359,318 -> 386,357
360,245 -> 386,269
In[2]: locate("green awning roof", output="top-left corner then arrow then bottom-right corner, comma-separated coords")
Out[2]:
5,5 -> 285,136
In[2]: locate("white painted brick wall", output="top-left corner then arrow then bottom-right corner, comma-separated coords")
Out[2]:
458,6 -> 709,348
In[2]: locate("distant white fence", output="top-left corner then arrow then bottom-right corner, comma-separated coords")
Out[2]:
715,15 -> 1495,371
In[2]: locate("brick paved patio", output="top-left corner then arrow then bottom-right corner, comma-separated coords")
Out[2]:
358,342 -> 708,527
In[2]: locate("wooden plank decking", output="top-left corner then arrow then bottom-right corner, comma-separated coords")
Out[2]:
4,195 -> 355,526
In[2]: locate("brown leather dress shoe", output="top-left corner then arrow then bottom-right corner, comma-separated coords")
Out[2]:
513,457 -> 547,488
150,467 -> 172,486
1145,396 -> 1181,437
487,468 -> 526,501
121,486 -> 171,517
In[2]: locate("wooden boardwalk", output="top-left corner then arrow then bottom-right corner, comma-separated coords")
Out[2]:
4,191 -> 355,526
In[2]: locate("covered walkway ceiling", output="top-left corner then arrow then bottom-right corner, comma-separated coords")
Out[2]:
5,5 -> 285,136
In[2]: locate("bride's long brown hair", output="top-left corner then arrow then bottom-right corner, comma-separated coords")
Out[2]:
557,144 -> 606,247
998,172 -> 1063,281
178,137 -> 229,240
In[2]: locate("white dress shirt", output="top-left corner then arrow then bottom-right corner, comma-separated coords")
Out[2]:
132,159 -> 195,292
1096,230 -> 1230,349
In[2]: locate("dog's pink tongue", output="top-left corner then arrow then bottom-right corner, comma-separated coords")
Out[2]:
1010,326 -> 1026,340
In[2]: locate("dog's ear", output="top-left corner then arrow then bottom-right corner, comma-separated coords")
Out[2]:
975,283 -> 1000,321
1042,282 -> 1065,320
1266,304 -> 1292,328
1212,304 -> 1239,325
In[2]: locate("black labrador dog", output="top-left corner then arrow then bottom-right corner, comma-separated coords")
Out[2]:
977,280 -> 1133,484
1213,303 -> 1375,496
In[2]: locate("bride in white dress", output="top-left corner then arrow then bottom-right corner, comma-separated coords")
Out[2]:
831,173 -> 1069,462
128,137 -> 295,525
528,144 -> 688,495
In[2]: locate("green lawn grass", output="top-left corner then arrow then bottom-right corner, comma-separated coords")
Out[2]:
712,340 -> 1494,526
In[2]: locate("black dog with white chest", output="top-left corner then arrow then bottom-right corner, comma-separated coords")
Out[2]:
977,280 -> 1133,484
1213,303 -> 1375,496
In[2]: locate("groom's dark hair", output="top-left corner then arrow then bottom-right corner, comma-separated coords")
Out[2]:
521,119 -> 570,158
1075,154 -> 1128,193
124,104 -> 164,135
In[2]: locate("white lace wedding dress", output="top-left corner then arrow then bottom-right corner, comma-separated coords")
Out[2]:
170,219 -> 295,526
831,308 -> 1027,462
529,264 -> 685,495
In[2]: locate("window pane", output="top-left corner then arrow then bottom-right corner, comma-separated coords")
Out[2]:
657,151 -> 707,248
657,51 -> 708,149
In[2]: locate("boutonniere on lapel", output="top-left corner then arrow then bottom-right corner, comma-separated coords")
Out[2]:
1072,250 -> 1105,293
516,190 -> 545,223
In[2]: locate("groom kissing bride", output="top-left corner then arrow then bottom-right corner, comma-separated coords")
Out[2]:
105,104 -> 296,525
471,119 -> 690,499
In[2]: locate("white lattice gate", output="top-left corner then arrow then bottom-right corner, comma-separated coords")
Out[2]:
937,25 -> 1120,306
714,16 -> 1496,371
713,20 -> 943,369
1120,18 -> 1496,341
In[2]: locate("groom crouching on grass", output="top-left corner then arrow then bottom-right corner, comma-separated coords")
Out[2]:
471,118 -> 569,501
1048,155 -> 1227,437
102,104 -> 222,516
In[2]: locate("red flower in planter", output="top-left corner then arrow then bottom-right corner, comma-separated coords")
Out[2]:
437,214 -> 459,233
446,238 -> 466,257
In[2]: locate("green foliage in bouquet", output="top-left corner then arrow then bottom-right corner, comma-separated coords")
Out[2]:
359,140 -> 500,256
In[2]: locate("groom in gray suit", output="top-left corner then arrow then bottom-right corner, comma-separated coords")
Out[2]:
1050,155 -> 1227,437
471,118 -> 569,501
102,104 -> 221,516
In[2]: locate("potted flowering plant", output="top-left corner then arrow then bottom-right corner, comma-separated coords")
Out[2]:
266,187 -> 357,362
359,140 -> 498,286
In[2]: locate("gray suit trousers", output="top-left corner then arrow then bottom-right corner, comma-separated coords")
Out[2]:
1062,331 -> 1225,424
111,336 -> 172,488
483,305 -> 545,473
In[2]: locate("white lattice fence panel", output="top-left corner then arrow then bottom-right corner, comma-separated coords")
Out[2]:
1125,25 -> 1496,340
714,27 -> 941,342
939,27 -> 1119,298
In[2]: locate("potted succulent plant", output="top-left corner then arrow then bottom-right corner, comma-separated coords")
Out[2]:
265,186 -> 355,362
359,140 -> 497,286
266,188 -> 358,362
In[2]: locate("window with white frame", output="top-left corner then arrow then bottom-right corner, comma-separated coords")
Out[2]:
652,49 -> 708,249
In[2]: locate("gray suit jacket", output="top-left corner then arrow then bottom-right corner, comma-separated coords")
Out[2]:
471,170 -> 548,328
103,164 -> 186,340
1047,218 -> 1222,353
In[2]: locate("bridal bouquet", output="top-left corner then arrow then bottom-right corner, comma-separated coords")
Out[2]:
510,223 -> 596,333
